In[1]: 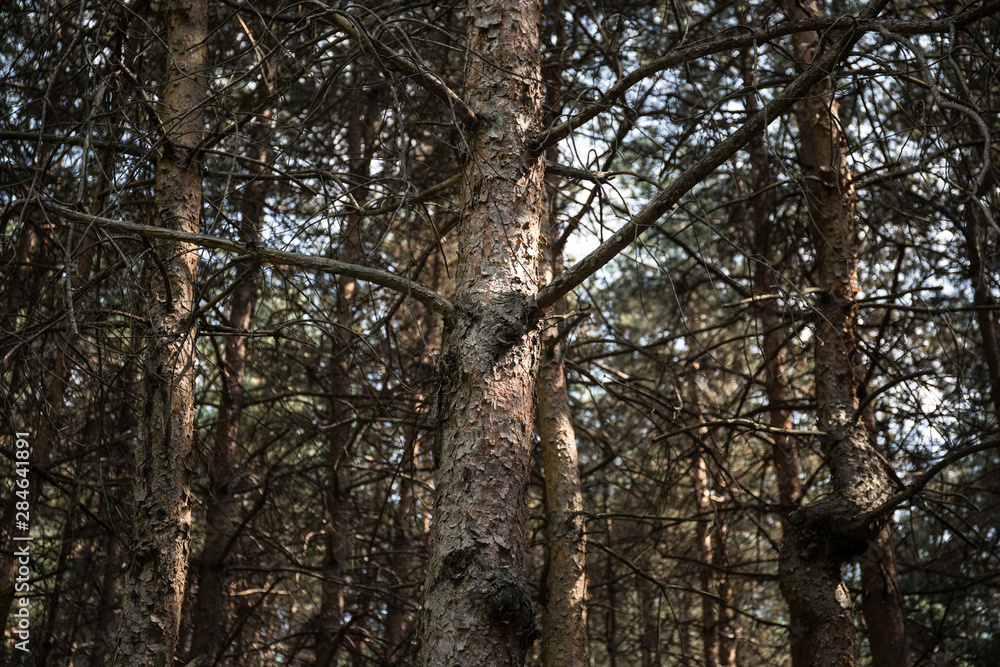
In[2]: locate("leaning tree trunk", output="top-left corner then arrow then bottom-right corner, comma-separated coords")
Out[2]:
417,0 -> 545,663
777,2 -> 899,666
112,0 -> 206,663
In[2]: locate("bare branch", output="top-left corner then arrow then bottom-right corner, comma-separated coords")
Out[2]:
533,0 -> 1000,151
18,199 -> 456,321
533,0 -> 892,315
849,438 -> 1000,533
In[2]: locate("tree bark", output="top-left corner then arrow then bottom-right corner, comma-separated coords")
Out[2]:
112,0 -> 206,663
959,184 -> 1000,419
417,0 -> 545,662
777,2 -> 896,666
388,255 -> 442,665
694,449 -> 721,667
738,27 -> 807,667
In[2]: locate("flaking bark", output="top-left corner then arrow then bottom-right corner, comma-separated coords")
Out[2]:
112,0 -> 207,663
777,2 -> 900,665
418,0 -> 546,663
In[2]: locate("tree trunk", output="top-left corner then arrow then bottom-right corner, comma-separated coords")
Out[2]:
315,75 -> 372,667
777,2 -> 895,666
189,111 -> 270,663
538,181 -> 588,667
536,11 -> 588,659
112,0 -> 206,663
959,182 -> 1000,419
604,489 -> 619,667
638,575 -> 660,667
417,0 -> 545,662
88,537 -> 121,667
859,525 -> 910,667
387,256 -> 442,665
694,450 -> 720,667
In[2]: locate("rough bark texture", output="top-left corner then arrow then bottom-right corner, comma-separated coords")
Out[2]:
112,0 -> 206,663
777,2 -> 896,666
417,0 -> 545,663
538,176 -> 588,667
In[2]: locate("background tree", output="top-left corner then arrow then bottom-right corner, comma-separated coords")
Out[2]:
2,1 -> 999,665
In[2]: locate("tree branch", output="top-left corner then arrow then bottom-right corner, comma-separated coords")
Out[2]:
317,4 -> 478,128
848,437 -> 1000,533
533,0 -> 892,316
533,0 -> 1000,151
17,199 -> 456,321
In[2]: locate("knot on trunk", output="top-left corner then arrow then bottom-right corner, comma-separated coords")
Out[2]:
483,291 -> 533,360
479,572 -> 539,646
787,494 -> 883,562
441,547 -> 476,581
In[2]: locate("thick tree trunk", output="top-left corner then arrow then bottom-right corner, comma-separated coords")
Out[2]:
777,2 -> 896,666
417,0 -> 545,662
538,186 -> 588,667
112,0 -> 206,663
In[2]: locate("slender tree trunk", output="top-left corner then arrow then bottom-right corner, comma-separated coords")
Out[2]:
89,537 -> 121,667
189,111 -> 270,663
738,28 -> 807,667
315,76 -> 372,667
714,533 -> 737,667
859,525 -> 910,667
777,2 -> 896,666
687,375 -> 737,667
37,503 -> 77,666
387,256 -> 442,665
386,434 -> 416,662
959,187 -> 1000,419
417,0 -> 545,661
538,154 -> 588,667
694,450 -> 720,667
638,575 -> 660,667
604,489 -> 619,667
112,0 -> 206,663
